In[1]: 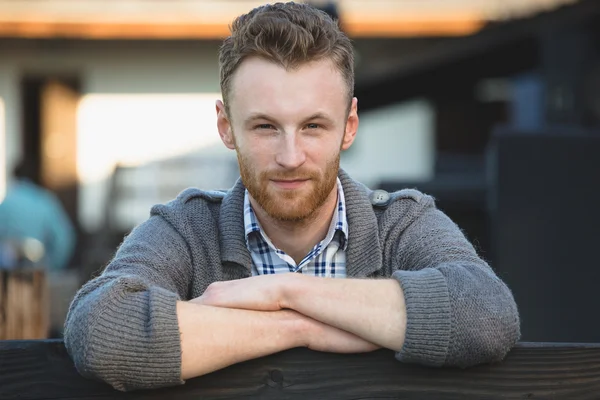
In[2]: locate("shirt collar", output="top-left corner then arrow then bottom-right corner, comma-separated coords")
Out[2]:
220,168 -> 383,277
243,177 -> 349,249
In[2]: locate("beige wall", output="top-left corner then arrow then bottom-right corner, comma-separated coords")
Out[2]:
0,40 -> 222,172
341,99 -> 435,187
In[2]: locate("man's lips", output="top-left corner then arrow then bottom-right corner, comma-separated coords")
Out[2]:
270,179 -> 310,189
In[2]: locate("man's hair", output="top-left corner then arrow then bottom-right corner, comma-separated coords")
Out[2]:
219,1 -> 354,114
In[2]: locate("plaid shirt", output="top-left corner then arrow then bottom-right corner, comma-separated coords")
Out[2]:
244,178 -> 348,278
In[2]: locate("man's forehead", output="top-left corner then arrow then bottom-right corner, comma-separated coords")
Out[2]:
227,57 -> 348,117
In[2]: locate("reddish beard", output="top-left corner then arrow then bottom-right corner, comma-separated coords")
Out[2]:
237,152 -> 340,222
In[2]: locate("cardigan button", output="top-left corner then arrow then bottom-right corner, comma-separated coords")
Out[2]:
370,190 -> 391,207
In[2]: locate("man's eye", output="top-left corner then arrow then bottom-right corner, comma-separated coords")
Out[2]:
256,124 -> 275,130
306,123 -> 320,129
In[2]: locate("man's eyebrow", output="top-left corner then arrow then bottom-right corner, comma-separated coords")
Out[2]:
244,113 -> 275,123
244,112 -> 335,124
301,113 -> 335,124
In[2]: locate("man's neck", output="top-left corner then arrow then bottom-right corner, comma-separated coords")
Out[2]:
249,186 -> 339,265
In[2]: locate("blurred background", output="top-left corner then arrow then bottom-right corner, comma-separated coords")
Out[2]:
0,0 -> 598,342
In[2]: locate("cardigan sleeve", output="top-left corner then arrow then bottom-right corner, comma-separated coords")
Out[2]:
64,213 -> 193,391
389,197 -> 520,367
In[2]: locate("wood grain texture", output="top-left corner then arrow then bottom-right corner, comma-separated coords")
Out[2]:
0,340 -> 599,399
0,270 -> 48,340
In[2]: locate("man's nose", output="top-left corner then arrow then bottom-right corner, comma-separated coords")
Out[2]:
275,132 -> 306,169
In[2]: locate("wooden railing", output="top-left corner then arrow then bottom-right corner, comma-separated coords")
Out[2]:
1,340 -> 599,399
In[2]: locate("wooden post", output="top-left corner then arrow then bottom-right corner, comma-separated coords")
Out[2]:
0,269 -> 49,340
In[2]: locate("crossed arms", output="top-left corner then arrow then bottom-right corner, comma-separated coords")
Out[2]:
177,274 -> 406,379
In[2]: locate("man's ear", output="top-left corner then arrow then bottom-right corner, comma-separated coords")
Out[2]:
216,100 -> 235,150
341,97 -> 359,151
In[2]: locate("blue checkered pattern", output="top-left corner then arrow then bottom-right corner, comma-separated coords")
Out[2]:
244,178 -> 348,278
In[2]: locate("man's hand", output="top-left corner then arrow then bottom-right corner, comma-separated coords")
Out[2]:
191,274 -> 293,311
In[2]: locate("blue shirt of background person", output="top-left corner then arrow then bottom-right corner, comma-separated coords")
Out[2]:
0,161 -> 75,270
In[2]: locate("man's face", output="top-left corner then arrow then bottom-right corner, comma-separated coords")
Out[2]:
217,57 -> 358,222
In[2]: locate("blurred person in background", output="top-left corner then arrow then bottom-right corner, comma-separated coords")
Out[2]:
64,1 -> 520,392
0,160 -> 75,270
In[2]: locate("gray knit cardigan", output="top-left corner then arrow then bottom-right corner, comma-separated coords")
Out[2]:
64,169 -> 520,391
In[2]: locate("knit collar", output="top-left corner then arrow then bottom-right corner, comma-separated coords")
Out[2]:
219,168 -> 383,277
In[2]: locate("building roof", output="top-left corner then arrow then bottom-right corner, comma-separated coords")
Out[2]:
354,0 -> 599,110
0,0 -> 577,39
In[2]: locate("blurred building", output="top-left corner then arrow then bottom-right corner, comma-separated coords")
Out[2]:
356,0 -> 600,258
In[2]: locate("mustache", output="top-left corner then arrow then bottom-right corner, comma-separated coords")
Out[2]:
260,169 -> 320,181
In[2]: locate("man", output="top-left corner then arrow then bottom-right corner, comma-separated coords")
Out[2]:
64,2 -> 520,392
0,161 -> 75,270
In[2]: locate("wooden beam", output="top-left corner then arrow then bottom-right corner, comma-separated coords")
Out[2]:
0,18 -> 484,40
1,340 -> 599,398
0,0 -> 577,40
345,18 -> 484,37
0,21 -> 231,40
